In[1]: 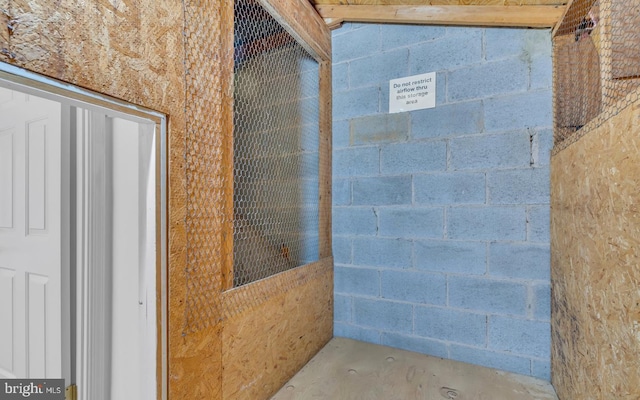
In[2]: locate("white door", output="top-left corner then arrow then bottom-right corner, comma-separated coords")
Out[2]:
0,86 -> 70,380
75,110 -> 157,400
0,78 -> 162,399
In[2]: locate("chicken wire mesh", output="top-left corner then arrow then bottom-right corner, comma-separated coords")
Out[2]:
182,0 -> 323,334
553,0 -> 640,151
233,0 -> 320,286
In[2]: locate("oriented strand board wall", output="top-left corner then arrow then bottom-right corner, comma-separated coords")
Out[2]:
550,100 -> 640,399
1,0 -> 332,399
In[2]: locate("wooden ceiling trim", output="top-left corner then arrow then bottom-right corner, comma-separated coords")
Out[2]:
316,5 -> 564,27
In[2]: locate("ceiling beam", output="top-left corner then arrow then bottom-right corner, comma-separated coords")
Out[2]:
316,5 -> 564,28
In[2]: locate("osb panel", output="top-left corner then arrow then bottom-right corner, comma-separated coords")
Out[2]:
181,0 -> 234,332
2,0 -> 332,399
551,101 -> 640,400
222,259 -> 333,400
0,0 -> 196,398
169,325 -> 223,399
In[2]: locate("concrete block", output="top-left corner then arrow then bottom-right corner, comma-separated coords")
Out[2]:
352,176 -> 412,206
300,97 -> 320,126
409,30 -> 483,74
533,284 -> 551,321
334,147 -> 379,178
530,54 -> 553,90
448,276 -> 528,315
378,207 -> 443,239
412,100 -> 483,139
332,178 -> 351,206
335,266 -> 380,297
333,25 -> 381,63
333,62 -> 349,92
381,270 -> 446,305
448,58 -> 529,102
331,22 -> 360,37
414,306 -> 487,346
488,168 -> 550,205
380,141 -> 447,175
351,113 -> 410,146
528,205 -> 550,243
445,27 -> 485,38
333,87 -> 380,121
333,237 -> 352,264
301,123 -> 320,152
381,332 -> 449,359
447,206 -> 526,241
489,316 -> 550,358
415,240 -> 486,275
484,90 -> 552,132
333,119 -> 350,149
449,131 -> 531,170
353,237 -> 413,268
532,358 -> 551,380
350,48 -> 410,89
353,298 -> 413,333
414,172 -> 485,205
449,344 -> 531,376
380,25 -> 446,51
485,28 -> 551,62
333,206 -> 378,236
334,322 -> 381,344
334,294 -> 352,322
489,243 -> 550,281
532,128 -> 553,167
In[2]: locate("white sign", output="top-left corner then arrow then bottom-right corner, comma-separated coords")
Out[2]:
389,72 -> 436,114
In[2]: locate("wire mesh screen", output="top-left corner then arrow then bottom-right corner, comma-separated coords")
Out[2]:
553,0 -> 640,150
233,0 -> 320,287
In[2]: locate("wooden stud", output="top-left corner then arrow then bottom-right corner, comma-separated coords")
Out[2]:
221,0 -> 236,292
315,5 -> 564,27
318,61 -> 332,260
551,0 -> 577,37
260,0 -> 332,61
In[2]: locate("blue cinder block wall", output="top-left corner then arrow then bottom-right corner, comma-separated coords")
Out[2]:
331,24 -> 553,380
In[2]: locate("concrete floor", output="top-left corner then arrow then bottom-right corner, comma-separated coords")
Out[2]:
272,338 -> 558,400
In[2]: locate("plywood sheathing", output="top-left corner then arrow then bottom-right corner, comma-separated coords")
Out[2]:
2,0 -> 332,399
222,260 -> 333,399
551,101 -> 640,399
0,0 -> 191,397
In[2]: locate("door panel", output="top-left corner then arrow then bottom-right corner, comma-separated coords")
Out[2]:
0,130 -> 13,228
0,268 -> 16,376
0,87 -> 64,379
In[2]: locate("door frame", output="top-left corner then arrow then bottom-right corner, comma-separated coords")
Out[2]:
0,62 -> 168,400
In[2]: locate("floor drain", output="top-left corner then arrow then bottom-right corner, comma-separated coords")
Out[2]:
439,387 -> 460,399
